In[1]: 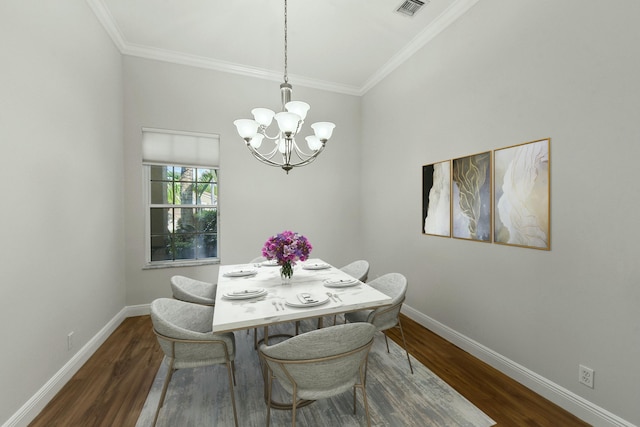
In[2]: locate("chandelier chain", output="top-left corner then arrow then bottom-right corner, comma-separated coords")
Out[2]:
283,0 -> 288,83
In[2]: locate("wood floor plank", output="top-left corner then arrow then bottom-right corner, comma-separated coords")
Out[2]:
386,315 -> 589,427
29,314 -> 589,426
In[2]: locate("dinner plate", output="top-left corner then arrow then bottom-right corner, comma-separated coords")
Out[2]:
302,263 -> 331,270
223,269 -> 258,277
223,288 -> 267,300
260,260 -> 279,267
323,278 -> 359,288
285,293 -> 330,308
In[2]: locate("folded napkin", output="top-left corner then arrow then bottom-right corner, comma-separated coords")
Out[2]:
230,288 -> 262,295
297,293 -> 318,304
302,263 -> 330,270
324,278 -> 356,285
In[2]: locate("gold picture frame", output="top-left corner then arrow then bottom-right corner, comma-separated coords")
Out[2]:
493,138 -> 550,250
422,160 -> 451,237
451,151 -> 492,242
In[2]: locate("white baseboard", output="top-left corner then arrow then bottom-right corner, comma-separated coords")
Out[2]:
401,304 -> 635,427
2,305 -> 150,427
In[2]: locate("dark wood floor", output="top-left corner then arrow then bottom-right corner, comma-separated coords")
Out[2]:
29,314 -> 589,426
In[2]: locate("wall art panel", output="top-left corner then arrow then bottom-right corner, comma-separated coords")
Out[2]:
452,152 -> 492,242
494,138 -> 550,250
422,160 -> 451,237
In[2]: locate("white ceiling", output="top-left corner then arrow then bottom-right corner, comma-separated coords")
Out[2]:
88,0 -> 479,95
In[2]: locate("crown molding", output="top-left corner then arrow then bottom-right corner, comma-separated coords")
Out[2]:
86,0 -> 478,97
360,0 -> 481,94
121,42 -> 363,96
85,0 -> 126,51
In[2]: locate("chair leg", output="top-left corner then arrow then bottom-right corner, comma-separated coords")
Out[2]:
384,333 -> 390,353
153,358 -> 175,427
398,319 -> 414,374
231,360 -> 237,386
226,360 -> 239,427
266,374 -> 273,427
361,383 -> 371,427
291,386 -> 298,427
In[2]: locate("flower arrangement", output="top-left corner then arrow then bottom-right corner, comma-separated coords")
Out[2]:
262,230 -> 312,280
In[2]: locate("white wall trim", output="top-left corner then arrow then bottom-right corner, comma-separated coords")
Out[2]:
2,305 -> 151,427
401,304 -> 636,427
2,307 -> 129,427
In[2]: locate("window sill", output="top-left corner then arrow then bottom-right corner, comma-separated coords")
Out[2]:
143,259 -> 220,270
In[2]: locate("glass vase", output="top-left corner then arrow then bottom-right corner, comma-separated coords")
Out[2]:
280,261 -> 293,285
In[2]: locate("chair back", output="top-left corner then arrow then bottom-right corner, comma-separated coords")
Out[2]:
170,275 -> 216,305
366,273 -> 407,331
260,323 -> 375,400
150,298 -> 234,368
340,260 -> 370,282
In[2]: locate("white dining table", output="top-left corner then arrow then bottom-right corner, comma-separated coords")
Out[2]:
211,258 -> 392,335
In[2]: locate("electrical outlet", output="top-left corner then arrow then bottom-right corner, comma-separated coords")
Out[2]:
579,364 -> 594,388
67,332 -> 74,351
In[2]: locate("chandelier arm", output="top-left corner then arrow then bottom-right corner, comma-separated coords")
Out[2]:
288,143 -> 327,168
291,139 -> 321,159
258,127 -> 282,140
286,149 -> 324,169
246,144 -> 290,168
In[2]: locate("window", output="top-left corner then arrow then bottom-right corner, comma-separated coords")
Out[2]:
142,128 -> 220,267
148,165 -> 218,262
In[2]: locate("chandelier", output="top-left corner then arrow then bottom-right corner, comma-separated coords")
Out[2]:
233,0 -> 335,174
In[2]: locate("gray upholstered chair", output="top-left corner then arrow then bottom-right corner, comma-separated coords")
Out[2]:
344,273 -> 414,374
259,323 -> 376,427
340,259 -> 370,282
328,260 -> 370,326
170,275 -> 216,306
150,298 -> 238,427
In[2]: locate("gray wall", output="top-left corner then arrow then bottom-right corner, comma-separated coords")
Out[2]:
361,0 -> 640,424
123,57 -> 363,305
0,1 -> 125,423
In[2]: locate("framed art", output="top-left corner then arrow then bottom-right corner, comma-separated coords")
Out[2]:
494,138 -> 550,250
422,160 -> 451,237
452,151 -> 492,242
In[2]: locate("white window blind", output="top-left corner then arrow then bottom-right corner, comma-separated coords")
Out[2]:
142,128 -> 219,167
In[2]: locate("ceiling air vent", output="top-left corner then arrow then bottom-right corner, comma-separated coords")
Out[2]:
396,0 -> 428,17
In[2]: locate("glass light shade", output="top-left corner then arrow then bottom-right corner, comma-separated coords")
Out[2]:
274,112 -> 301,135
233,119 -> 259,140
251,108 -> 275,127
277,137 -> 287,154
285,101 -> 310,121
249,134 -> 264,148
311,122 -> 335,141
305,135 -> 322,151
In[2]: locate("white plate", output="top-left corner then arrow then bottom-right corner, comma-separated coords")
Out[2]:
223,288 -> 267,300
285,293 -> 330,308
323,278 -> 358,288
260,260 -> 279,267
302,263 -> 331,270
223,269 -> 258,277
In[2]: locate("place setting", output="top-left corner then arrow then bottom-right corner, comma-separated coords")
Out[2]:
223,268 -> 258,278
284,292 -> 330,308
323,277 -> 359,288
302,261 -> 331,270
222,287 -> 267,300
